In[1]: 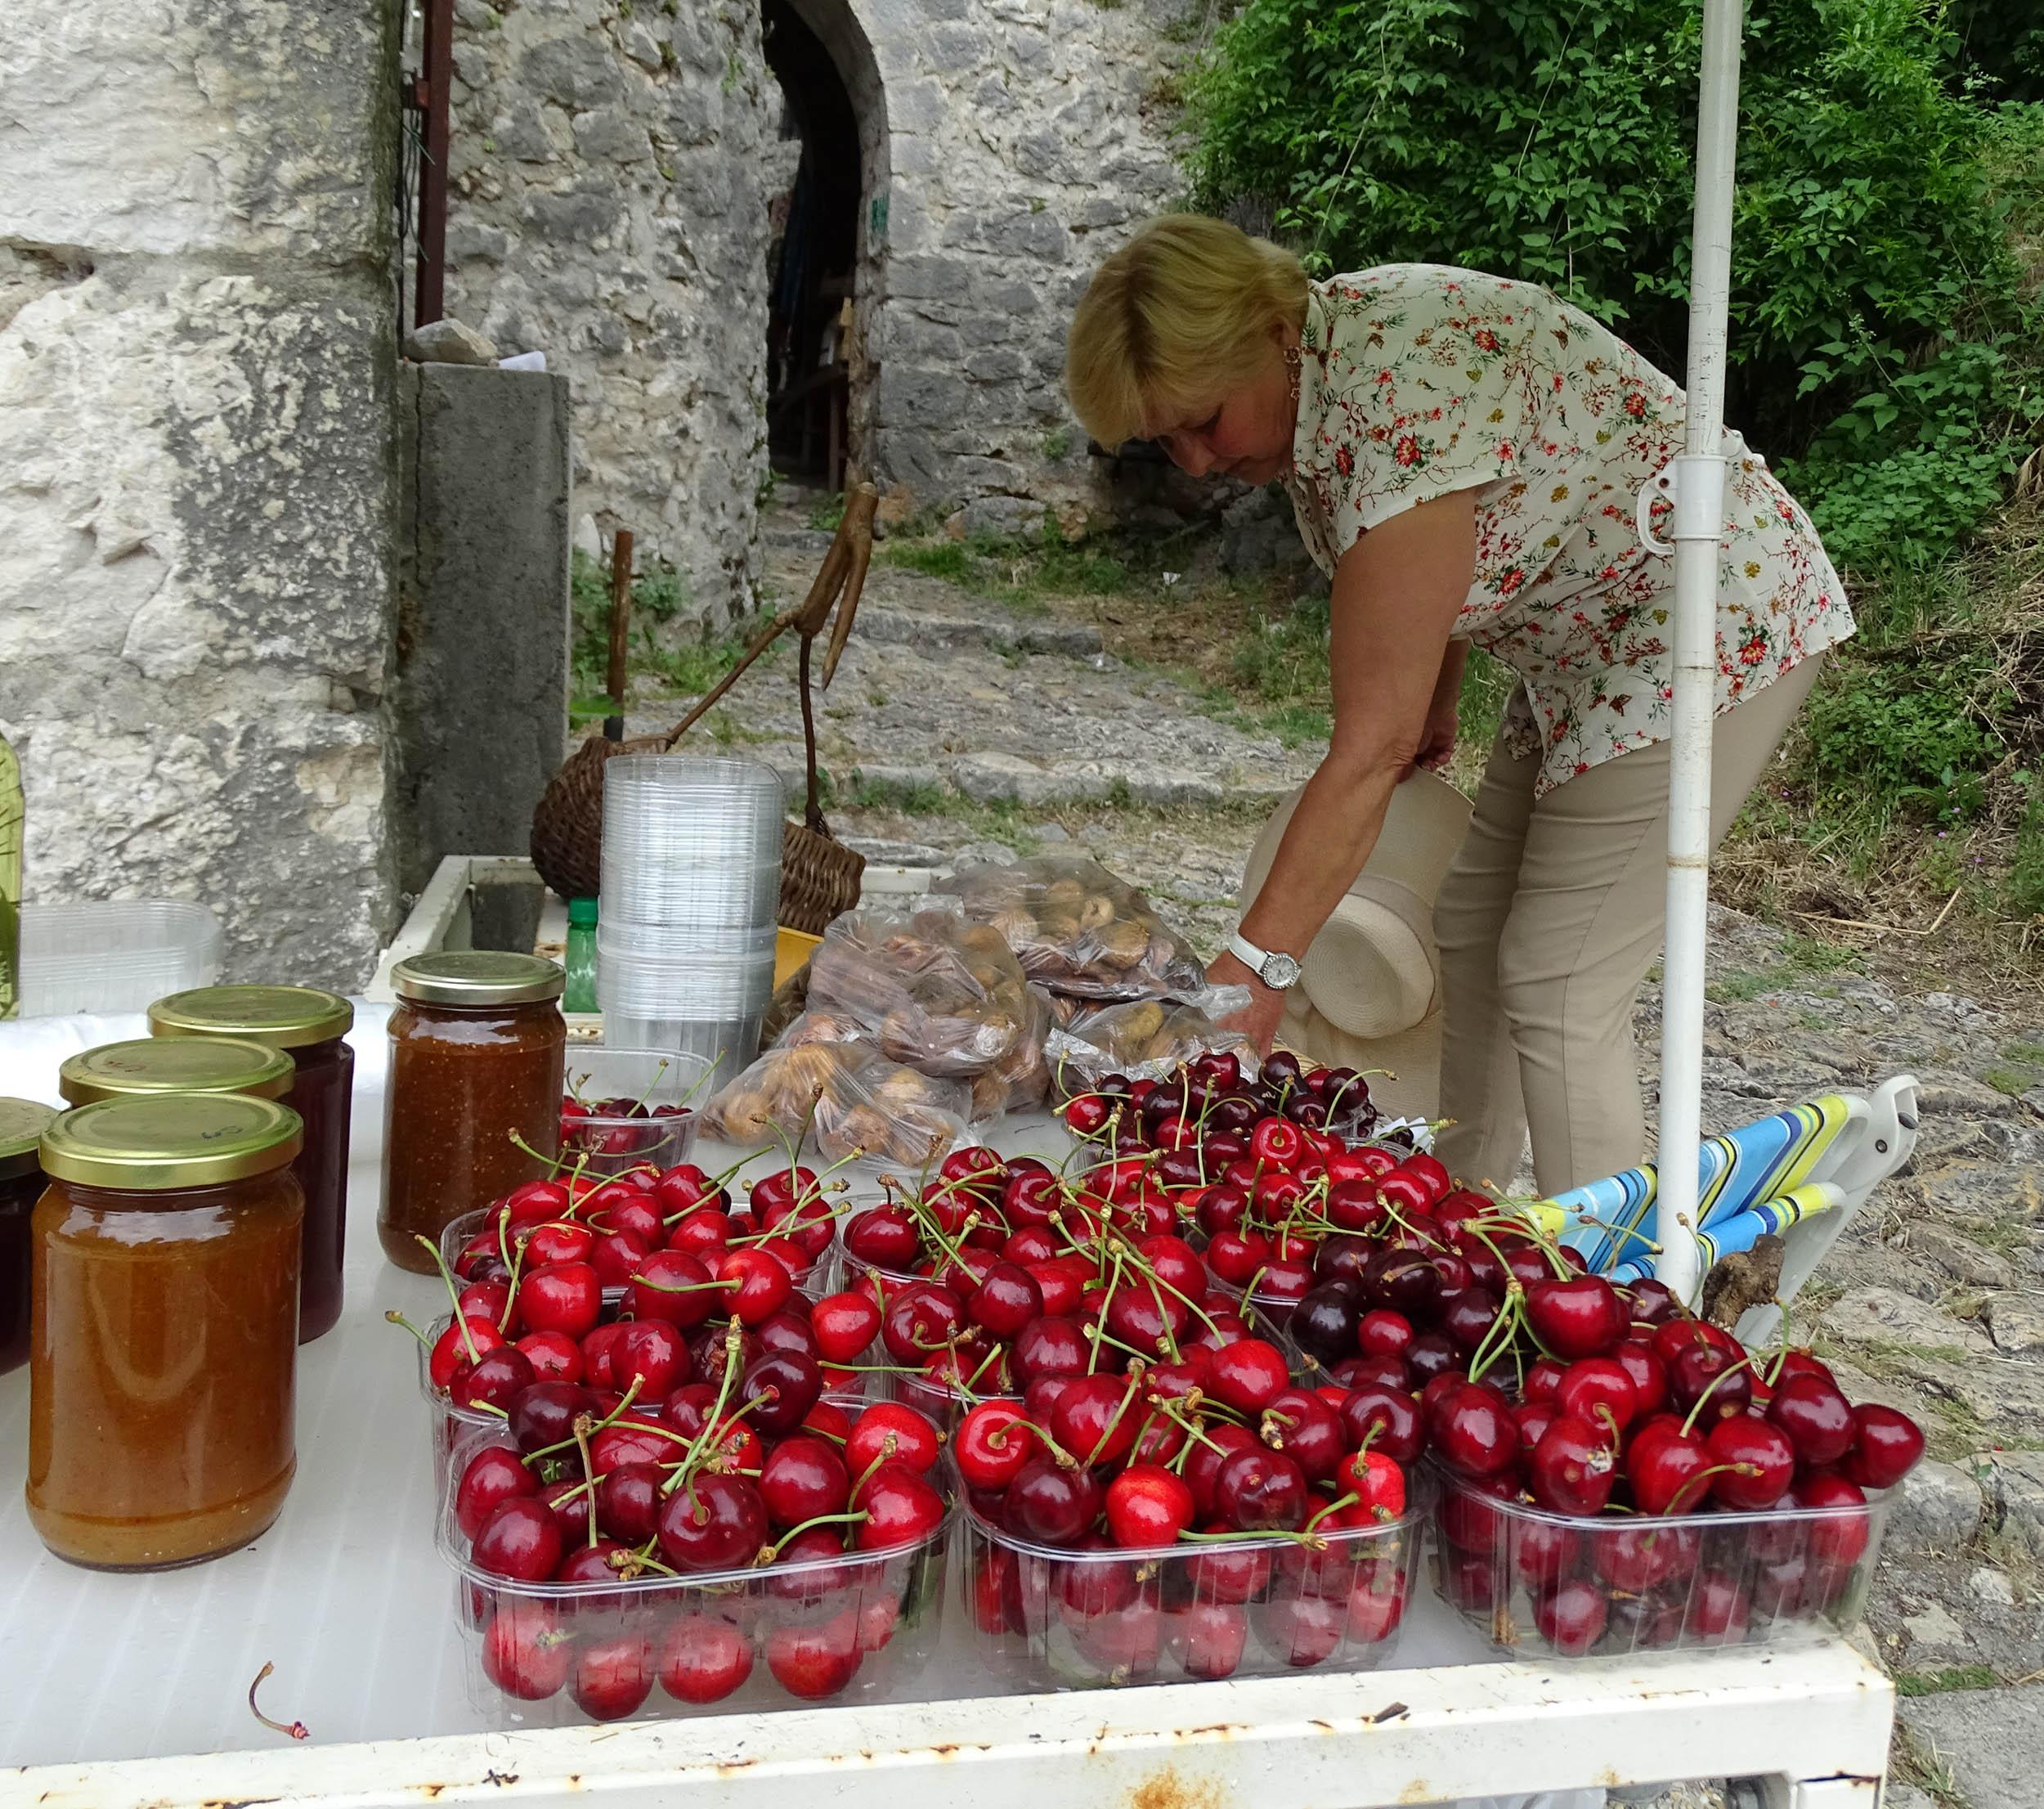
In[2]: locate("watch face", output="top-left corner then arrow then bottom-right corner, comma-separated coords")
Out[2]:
1262,953 -> 1302,990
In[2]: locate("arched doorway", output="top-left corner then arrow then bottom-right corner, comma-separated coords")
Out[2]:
762,0 -> 885,492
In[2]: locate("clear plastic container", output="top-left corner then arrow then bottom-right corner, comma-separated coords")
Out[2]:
1427,1465 -> 1892,1659
959,1495 -> 1423,1688
438,1423 -> 952,1724
17,901 -> 224,1018
596,1012 -> 764,1093
559,1048 -> 714,1177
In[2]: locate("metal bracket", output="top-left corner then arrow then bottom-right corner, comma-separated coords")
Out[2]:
1636,452 -> 1729,555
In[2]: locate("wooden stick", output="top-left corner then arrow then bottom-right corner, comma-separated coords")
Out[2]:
607,528 -> 634,707
657,607 -> 799,749
797,635 -> 823,832
1925,885 -> 1963,936
1789,884 -> 1965,939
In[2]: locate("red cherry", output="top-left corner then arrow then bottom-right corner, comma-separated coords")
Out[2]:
657,1615 -> 753,1704
1338,1448 -> 1408,1520
473,1495 -> 564,1582
1767,1374 -> 1858,1467
456,1445 -> 537,1539
1706,1413 -> 1796,1509
1535,1578 -> 1609,1654
1004,1457 -> 1101,1545
1628,1422 -> 1713,1515
455,1346 -> 536,1414
482,1604 -> 571,1700
1610,1338 -> 1670,1417
759,1433 -> 851,1529
1432,1383 -> 1519,1479
1213,1445 -> 1308,1532
1554,1357 -> 1639,1435
1528,1413 -> 1619,1515
844,1402 -> 943,1477
1800,1472 -> 1872,1568
1592,1521 -> 1699,1593
1670,1343 -> 1753,1421
1259,1386 -> 1347,1483
1105,1464 -> 1195,1549
1840,1402 -> 1925,1490
719,1247 -> 793,1325
657,1473 -> 769,1572
430,1316 -> 507,1392
764,1610 -> 862,1699
1524,1273 -> 1625,1359
1204,1338 -> 1289,1413
1170,1601 -> 1248,1679
856,1463 -> 947,1550
615,1320 -> 692,1399
518,1261 -> 603,1339
955,1400 -> 1040,1490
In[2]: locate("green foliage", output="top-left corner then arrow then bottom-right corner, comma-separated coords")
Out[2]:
2012,771 -> 2044,917
1187,0 -> 2037,567
570,550 -> 752,703
882,540 -> 973,582
1233,590 -> 1330,703
808,492 -> 847,532
1803,654 -> 2008,818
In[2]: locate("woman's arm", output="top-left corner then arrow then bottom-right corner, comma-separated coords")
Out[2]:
1414,636 -> 1469,774
1211,487 -> 1480,1048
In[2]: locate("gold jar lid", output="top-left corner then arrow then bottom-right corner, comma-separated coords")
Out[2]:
41,1094 -> 304,1189
392,950 -> 565,1008
58,1036 -> 296,1106
149,984 -> 354,1050
0,1098 -> 56,1183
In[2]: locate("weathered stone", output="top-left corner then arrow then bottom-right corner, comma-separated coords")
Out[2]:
404,317 -> 500,366
519,35 -> 620,110
0,269 -> 401,985
572,106 -> 651,162
1901,1685 -> 2044,1809
521,186 -> 623,242
959,496 -> 1047,541
0,0 -> 398,263
1912,1224 -> 2017,1289
1813,1287 -> 1989,1354
1966,1566 -> 2015,1605
1983,1292 -> 2044,1357
1885,1459 -> 1985,1555
1980,1448 -> 2044,1555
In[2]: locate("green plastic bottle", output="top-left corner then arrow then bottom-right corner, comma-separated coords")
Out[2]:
0,731 -> 19,1021
564,896 -> 598,1014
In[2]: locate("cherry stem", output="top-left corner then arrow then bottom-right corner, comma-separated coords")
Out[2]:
247,1663 -> 309,1742
384,1308 -> 433,1351
415,1234 -> 485,1363
1302,1489 -> 1360,1537
760,1509 -> 868,1563
1679,1357 -> 1762,1439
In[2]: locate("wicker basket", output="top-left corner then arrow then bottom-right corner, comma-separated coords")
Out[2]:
529,487 -> 876,930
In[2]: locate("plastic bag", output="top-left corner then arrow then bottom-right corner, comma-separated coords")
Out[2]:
806,906 -> 1034,1076
702,1040 -> 970,1168
936,853 -> 1207,1002
1046,990 -> 1259,1098
966,983 -> 1053,1120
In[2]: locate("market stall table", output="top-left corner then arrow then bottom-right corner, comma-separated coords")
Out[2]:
0,1119 -> 1894,1808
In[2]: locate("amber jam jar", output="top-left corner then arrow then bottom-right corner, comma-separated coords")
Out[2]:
0,1098 -> 56,1375
379,952 -> 565,1275
29,1093 -> 304,1570
57,1035 -> 295,1109
148,985 -> 356,1344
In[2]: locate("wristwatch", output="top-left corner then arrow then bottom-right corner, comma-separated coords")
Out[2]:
1228,931 -> 1302,992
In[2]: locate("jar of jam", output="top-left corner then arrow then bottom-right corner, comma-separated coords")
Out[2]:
57,1035 -> 295,1107
0,1098 -> 56,1374
379,952 -> 565,1275
147,986 -> 356,1344
29,1093 -> 303,1569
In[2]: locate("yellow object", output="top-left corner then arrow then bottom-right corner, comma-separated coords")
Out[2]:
775,926 -> 823,989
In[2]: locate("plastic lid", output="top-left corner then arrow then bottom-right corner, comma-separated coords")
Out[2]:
0,1098 -> 56,1183
148,984 -> 354,1049
392,950 -> 565,1007
58,1037 -> 297,1106
567,898 -> 599,927
41,1094 -> 303,1191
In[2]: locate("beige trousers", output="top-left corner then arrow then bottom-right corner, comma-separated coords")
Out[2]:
1432,657 -> 1823,1198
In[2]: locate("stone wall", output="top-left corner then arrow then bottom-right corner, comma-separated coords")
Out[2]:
0,0 -> 405,990
442,0 -> 1186,622
858,0 -> 1183,541
442,0 -> 776,626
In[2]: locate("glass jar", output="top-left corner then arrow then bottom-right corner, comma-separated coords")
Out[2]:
0,1098 -> 56,1374
379,952 -> 566,1275
29,1093 -> 304,1570
148,986 -> 356,1344
57,1036 -> 295,1108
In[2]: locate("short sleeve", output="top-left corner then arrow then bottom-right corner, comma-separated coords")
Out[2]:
1297,268 -> 1543,554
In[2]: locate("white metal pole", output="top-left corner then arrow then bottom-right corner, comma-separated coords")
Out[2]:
1652,0 -> 1746,1304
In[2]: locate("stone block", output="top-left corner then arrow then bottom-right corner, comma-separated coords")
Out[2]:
520,35 -> 621,111
491,98 -> 566,163
888,254 -> 975,303
1984,1292 -> 2044,1357
573,106 -> 652,162
1885,1459 -> 1984,1555
0,0 -> 398,263
959,496 -> 1047,541
1900,1685 -> 2044,1809
392,363 -> 572,895
0,267 -> 401,986
522,186 -> 624,243
1981,1448 -> 2044,1555
406,317 -> 500,365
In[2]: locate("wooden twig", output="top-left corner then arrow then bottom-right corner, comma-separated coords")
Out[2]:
1791,884 -> 1964,938
603,528 -> 634,742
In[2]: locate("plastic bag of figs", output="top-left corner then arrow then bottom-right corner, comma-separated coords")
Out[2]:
702,1039 -> 970,1168
937,852 -> 1207,1002
776,987 -> 1053,1127
806,904 -> 1035,1077
1046,990 -> 1259,1099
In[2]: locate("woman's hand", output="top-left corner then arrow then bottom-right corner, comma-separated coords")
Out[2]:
1207,949 -> 1289,1055
1407,638 -> 1468,775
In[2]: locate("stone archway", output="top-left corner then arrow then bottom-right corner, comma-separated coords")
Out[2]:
763,0 -> 887,488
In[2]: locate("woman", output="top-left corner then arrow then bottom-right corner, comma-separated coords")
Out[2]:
1066,215 -> 1852,1197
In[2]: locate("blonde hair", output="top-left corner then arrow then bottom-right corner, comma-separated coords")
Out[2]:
1067,213 -> 1310,448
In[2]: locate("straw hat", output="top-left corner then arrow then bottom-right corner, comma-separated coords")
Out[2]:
1237,770 -> 1472,1122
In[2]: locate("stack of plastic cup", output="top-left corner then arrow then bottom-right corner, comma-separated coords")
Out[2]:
597,755 -> 784,1086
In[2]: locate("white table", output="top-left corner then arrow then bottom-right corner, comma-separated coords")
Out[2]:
0,1130 -> 1894,1807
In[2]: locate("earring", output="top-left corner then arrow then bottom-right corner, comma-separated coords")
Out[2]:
1284,343 -> 1302,404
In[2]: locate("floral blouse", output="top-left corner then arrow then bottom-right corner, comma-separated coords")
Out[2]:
1286,266 -> 1855,795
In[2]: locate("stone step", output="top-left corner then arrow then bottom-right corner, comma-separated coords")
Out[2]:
854,602 -> 1104,660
